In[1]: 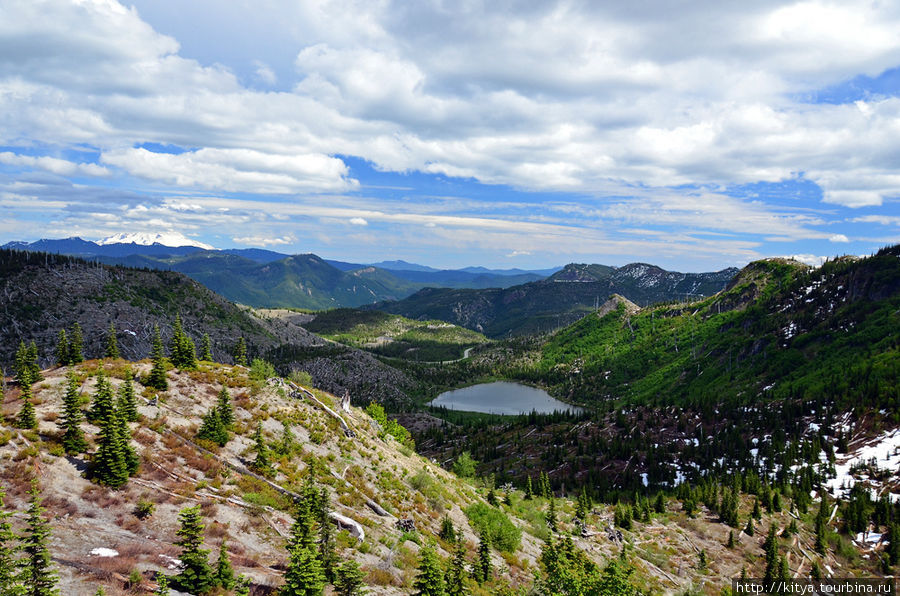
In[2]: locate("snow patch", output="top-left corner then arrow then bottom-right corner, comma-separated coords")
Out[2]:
90,548 -> 119,558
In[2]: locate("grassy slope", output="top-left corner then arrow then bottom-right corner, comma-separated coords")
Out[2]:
0,359 -> 885,594
302,308 -> 489,361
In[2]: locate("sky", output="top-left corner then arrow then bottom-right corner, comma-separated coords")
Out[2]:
1,1 -> 900,271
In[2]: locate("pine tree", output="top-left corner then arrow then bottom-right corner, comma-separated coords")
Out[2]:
17,383 -> 37,430
199,334 -> 213,362
68,323 -> 83,364
116,370 -> 138,423
250,422 -> 273,476
116,403 -> 139,477
317,489 -> 337,584
539,471 -> 551,499
14,342 -> 33,387
474,533 -> 491,584
216,387 -> 233,428
445,539 -> 469,596
744,517 -> 755,537
654,492 -> 666,514
20,482 -> 59,596
334,559 -> 367,596
815,497 -> 829,555
439,516 -> 456,543
105,322 -> 119,359
169,315 -> 197,370
0,487 -> 19,596
524,476 -> 533,500
546,497 -> 558,532
154,572 -> 169,596
59,372 -> 88,454
147,325 -> 168,391
55,330 -> 68,367
810,560 -> 822,580
281,544 -> 325,596
197,407 -> 229,446
887,522 -> 900,566
727,530 -> 735,548
92,405 -> 129,488
233,337 -> 247,367
752,498 -> 762,520
763,525 -> 779,585
214,539 -> 234,590
171,505 -> 215,595
412,543 -> 444,596
87,372 -> 115,424
26,342 -> 41,384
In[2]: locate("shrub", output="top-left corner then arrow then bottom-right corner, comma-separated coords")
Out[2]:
465,503 -> 521,553
452,452 -> 477,478
248,359 -> 276,382
134,499 -> 156,519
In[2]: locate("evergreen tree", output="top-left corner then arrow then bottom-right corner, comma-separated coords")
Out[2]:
546,497 -> 558,532
169,315 -> 197,370
762,525 -> 779,585
196,407 -> 229,447
87,372 -> 115,424
0,487 -> 19,596
91,379 -> 130,489
815,497 -> 829,555
171,505 -> 215,595
744,517 -> 755,537
727,530 -> 735,548
412,543 -> 444,596
17,384 -> 37,430
116,370 -> 138,423
810,560 -> 822,580
116,403 -> 139,477
281,544 -> 325,596
14,342 -> 33,387
276,421 -> 295,456
199,334 -> 213,362
55,330 -> 68,367
154,572 -> 169,596
19,482 -> 59,596
233,337 -> 247,367
486,488 -> 498,507
474,533 -> 491,584
539,471 -> 551,499
654,492 -> 666,514
216,387 -> 233,428
214,539 -> 234,590
147,325 -> 168,391
752,498 -> 762,520
524,476 -> 533,500
439,516 -> 456,543
59,372 -> 87,454
575,490 -> 591,520
334,559 -> 367,596
68,323 -> 83,365
25,342 -> 41,385
445,539 -> 469,596
887,522 -> 900,566
317,488 -> 337,584
250,423 -> 273,477
104,322 -> 119,359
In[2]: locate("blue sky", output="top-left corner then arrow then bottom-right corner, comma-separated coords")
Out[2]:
1,1 -> 899,271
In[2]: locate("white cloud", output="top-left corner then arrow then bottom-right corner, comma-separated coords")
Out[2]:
349,217 -> 368,226
233,234 -> 295,246
0,152 -> 110,177
829,234 -> 850,243
2,0 -> 900,261
101,147 -> 356,193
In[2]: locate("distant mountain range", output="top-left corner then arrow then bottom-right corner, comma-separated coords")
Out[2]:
3,237 -> 736,321
373,262 -> 739,337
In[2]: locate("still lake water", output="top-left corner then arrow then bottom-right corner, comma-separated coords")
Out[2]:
428,381 -> 584,415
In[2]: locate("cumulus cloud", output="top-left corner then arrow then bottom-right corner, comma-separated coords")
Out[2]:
349,217 -> 368,226
1,0 -> 899,263
233,234 -> 296,246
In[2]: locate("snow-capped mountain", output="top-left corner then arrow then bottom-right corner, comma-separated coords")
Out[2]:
97,232 -> 214,250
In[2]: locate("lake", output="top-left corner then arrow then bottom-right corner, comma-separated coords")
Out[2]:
428,381 -> 583,415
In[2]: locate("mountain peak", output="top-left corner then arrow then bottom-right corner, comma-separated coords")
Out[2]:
98,232 -> 214,250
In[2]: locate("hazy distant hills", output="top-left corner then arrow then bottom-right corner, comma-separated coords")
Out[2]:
373,262 -> 739,337
3,237 -> 558,308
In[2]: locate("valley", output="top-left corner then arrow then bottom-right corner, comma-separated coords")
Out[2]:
0,242 -> 898,594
